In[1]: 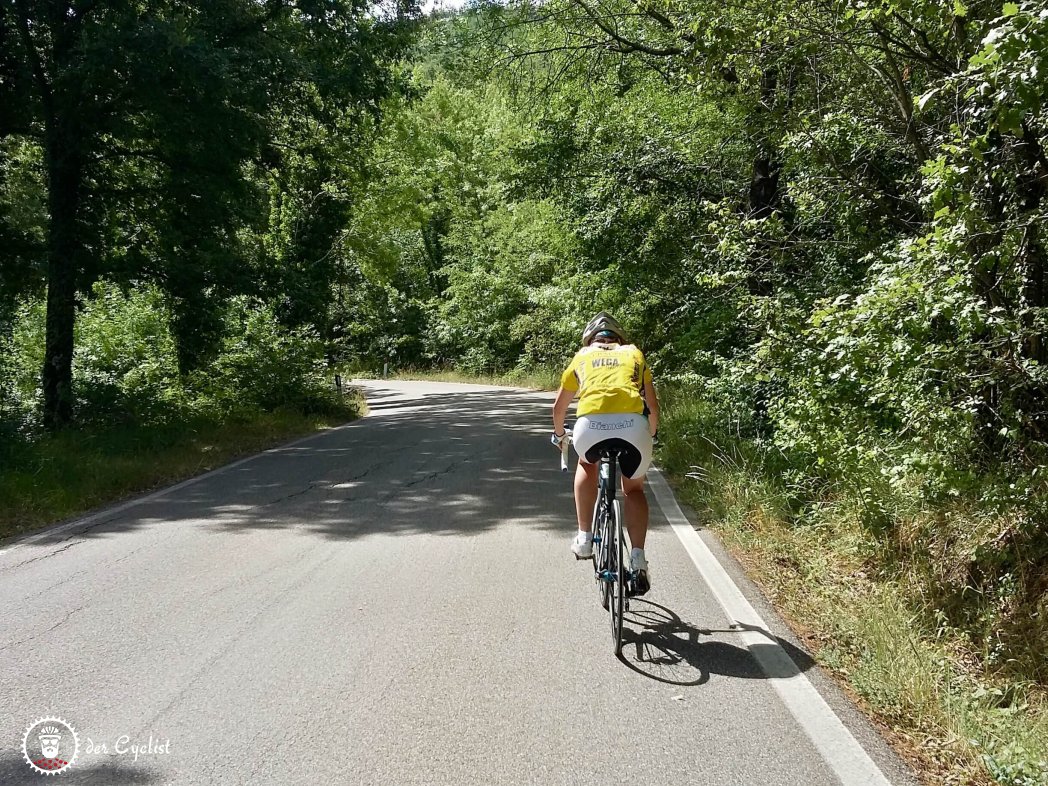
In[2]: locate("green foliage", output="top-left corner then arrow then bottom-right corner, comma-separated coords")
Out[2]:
766,254 -> 980,497
0,137 -> 45,313
436,198 -> 575,371
1,287 -> 347,442
73,284 -> 182,426
194,302 -> 341,416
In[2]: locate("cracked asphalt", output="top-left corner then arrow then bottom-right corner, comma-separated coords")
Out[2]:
0,380 -> 917,785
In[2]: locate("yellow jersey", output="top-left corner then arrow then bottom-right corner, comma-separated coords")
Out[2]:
561,344 -> 653,416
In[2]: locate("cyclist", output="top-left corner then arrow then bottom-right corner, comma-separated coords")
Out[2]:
551,312 -> 660,595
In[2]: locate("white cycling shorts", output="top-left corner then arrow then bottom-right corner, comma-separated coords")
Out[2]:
573,413 -> 653,479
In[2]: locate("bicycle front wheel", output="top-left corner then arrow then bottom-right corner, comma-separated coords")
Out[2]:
593,497 -> 611,611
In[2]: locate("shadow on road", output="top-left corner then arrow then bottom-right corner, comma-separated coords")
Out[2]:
618,599 -> 816,686
14,384 -> 575,548
0,752 -> 164,785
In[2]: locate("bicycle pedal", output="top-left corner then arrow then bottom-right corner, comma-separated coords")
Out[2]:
626,571 -> 650,597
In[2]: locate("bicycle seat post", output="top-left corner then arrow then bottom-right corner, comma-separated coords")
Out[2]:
599,449 -> 620,503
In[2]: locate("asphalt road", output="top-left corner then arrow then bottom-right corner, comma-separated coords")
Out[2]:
0,380 -> 918,785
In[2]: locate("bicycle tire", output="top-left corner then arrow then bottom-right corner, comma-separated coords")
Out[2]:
593,497 -> 611,611
609,499 -> 625,656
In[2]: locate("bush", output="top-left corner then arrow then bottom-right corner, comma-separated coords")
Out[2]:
190,300 -> 344,417
73,283 -> 183,426
1,286 -> 350,436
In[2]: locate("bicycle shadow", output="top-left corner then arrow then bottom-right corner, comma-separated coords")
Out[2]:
618,599 -> 816,687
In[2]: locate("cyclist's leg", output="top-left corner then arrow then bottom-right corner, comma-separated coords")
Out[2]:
619,422 -> 653,594
574,459 -> 599,531
570,415 -> 602,533
618,422 -> 653,547
622,474 -> 651,595
621,475 -> 648,548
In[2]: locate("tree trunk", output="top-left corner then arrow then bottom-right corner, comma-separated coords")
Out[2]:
749,68 -> 781,220
1021,223 -> 1046,366
749,155 -> 780,219
41,121 -> 83,430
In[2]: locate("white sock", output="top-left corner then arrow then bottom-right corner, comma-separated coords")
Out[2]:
577,530 -> 593,543
631,548 -> 646,568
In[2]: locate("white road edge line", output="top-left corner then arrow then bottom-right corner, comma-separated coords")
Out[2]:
648,467 -> 893,786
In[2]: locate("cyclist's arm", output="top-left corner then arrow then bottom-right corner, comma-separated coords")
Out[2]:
552,386 -> 574,436
644,378 -> 660,436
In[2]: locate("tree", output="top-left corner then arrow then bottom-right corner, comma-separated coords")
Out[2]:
0,0 -> 413,428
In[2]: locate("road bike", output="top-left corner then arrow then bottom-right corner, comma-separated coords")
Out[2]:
560,429 -> 629,656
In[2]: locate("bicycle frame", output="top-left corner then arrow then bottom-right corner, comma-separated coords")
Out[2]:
594,448 -> 626,654
558,428 -> 629,656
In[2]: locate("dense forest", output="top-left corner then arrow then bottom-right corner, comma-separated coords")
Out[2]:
2,0 -> 1047,782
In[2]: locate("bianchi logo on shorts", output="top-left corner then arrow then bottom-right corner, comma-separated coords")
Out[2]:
589,418 -> 635,431
22,716 -> 79,775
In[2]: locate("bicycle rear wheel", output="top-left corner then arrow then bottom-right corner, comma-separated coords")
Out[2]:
608,499 -> 625,656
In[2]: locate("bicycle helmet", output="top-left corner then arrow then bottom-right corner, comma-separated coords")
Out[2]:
581,311 -> 628,346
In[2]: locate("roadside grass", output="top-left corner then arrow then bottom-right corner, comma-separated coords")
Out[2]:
657,390 -> 1048,786
0,395 -> 364,542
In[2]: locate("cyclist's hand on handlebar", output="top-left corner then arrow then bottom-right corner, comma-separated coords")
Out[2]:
551,430 -> 567,448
